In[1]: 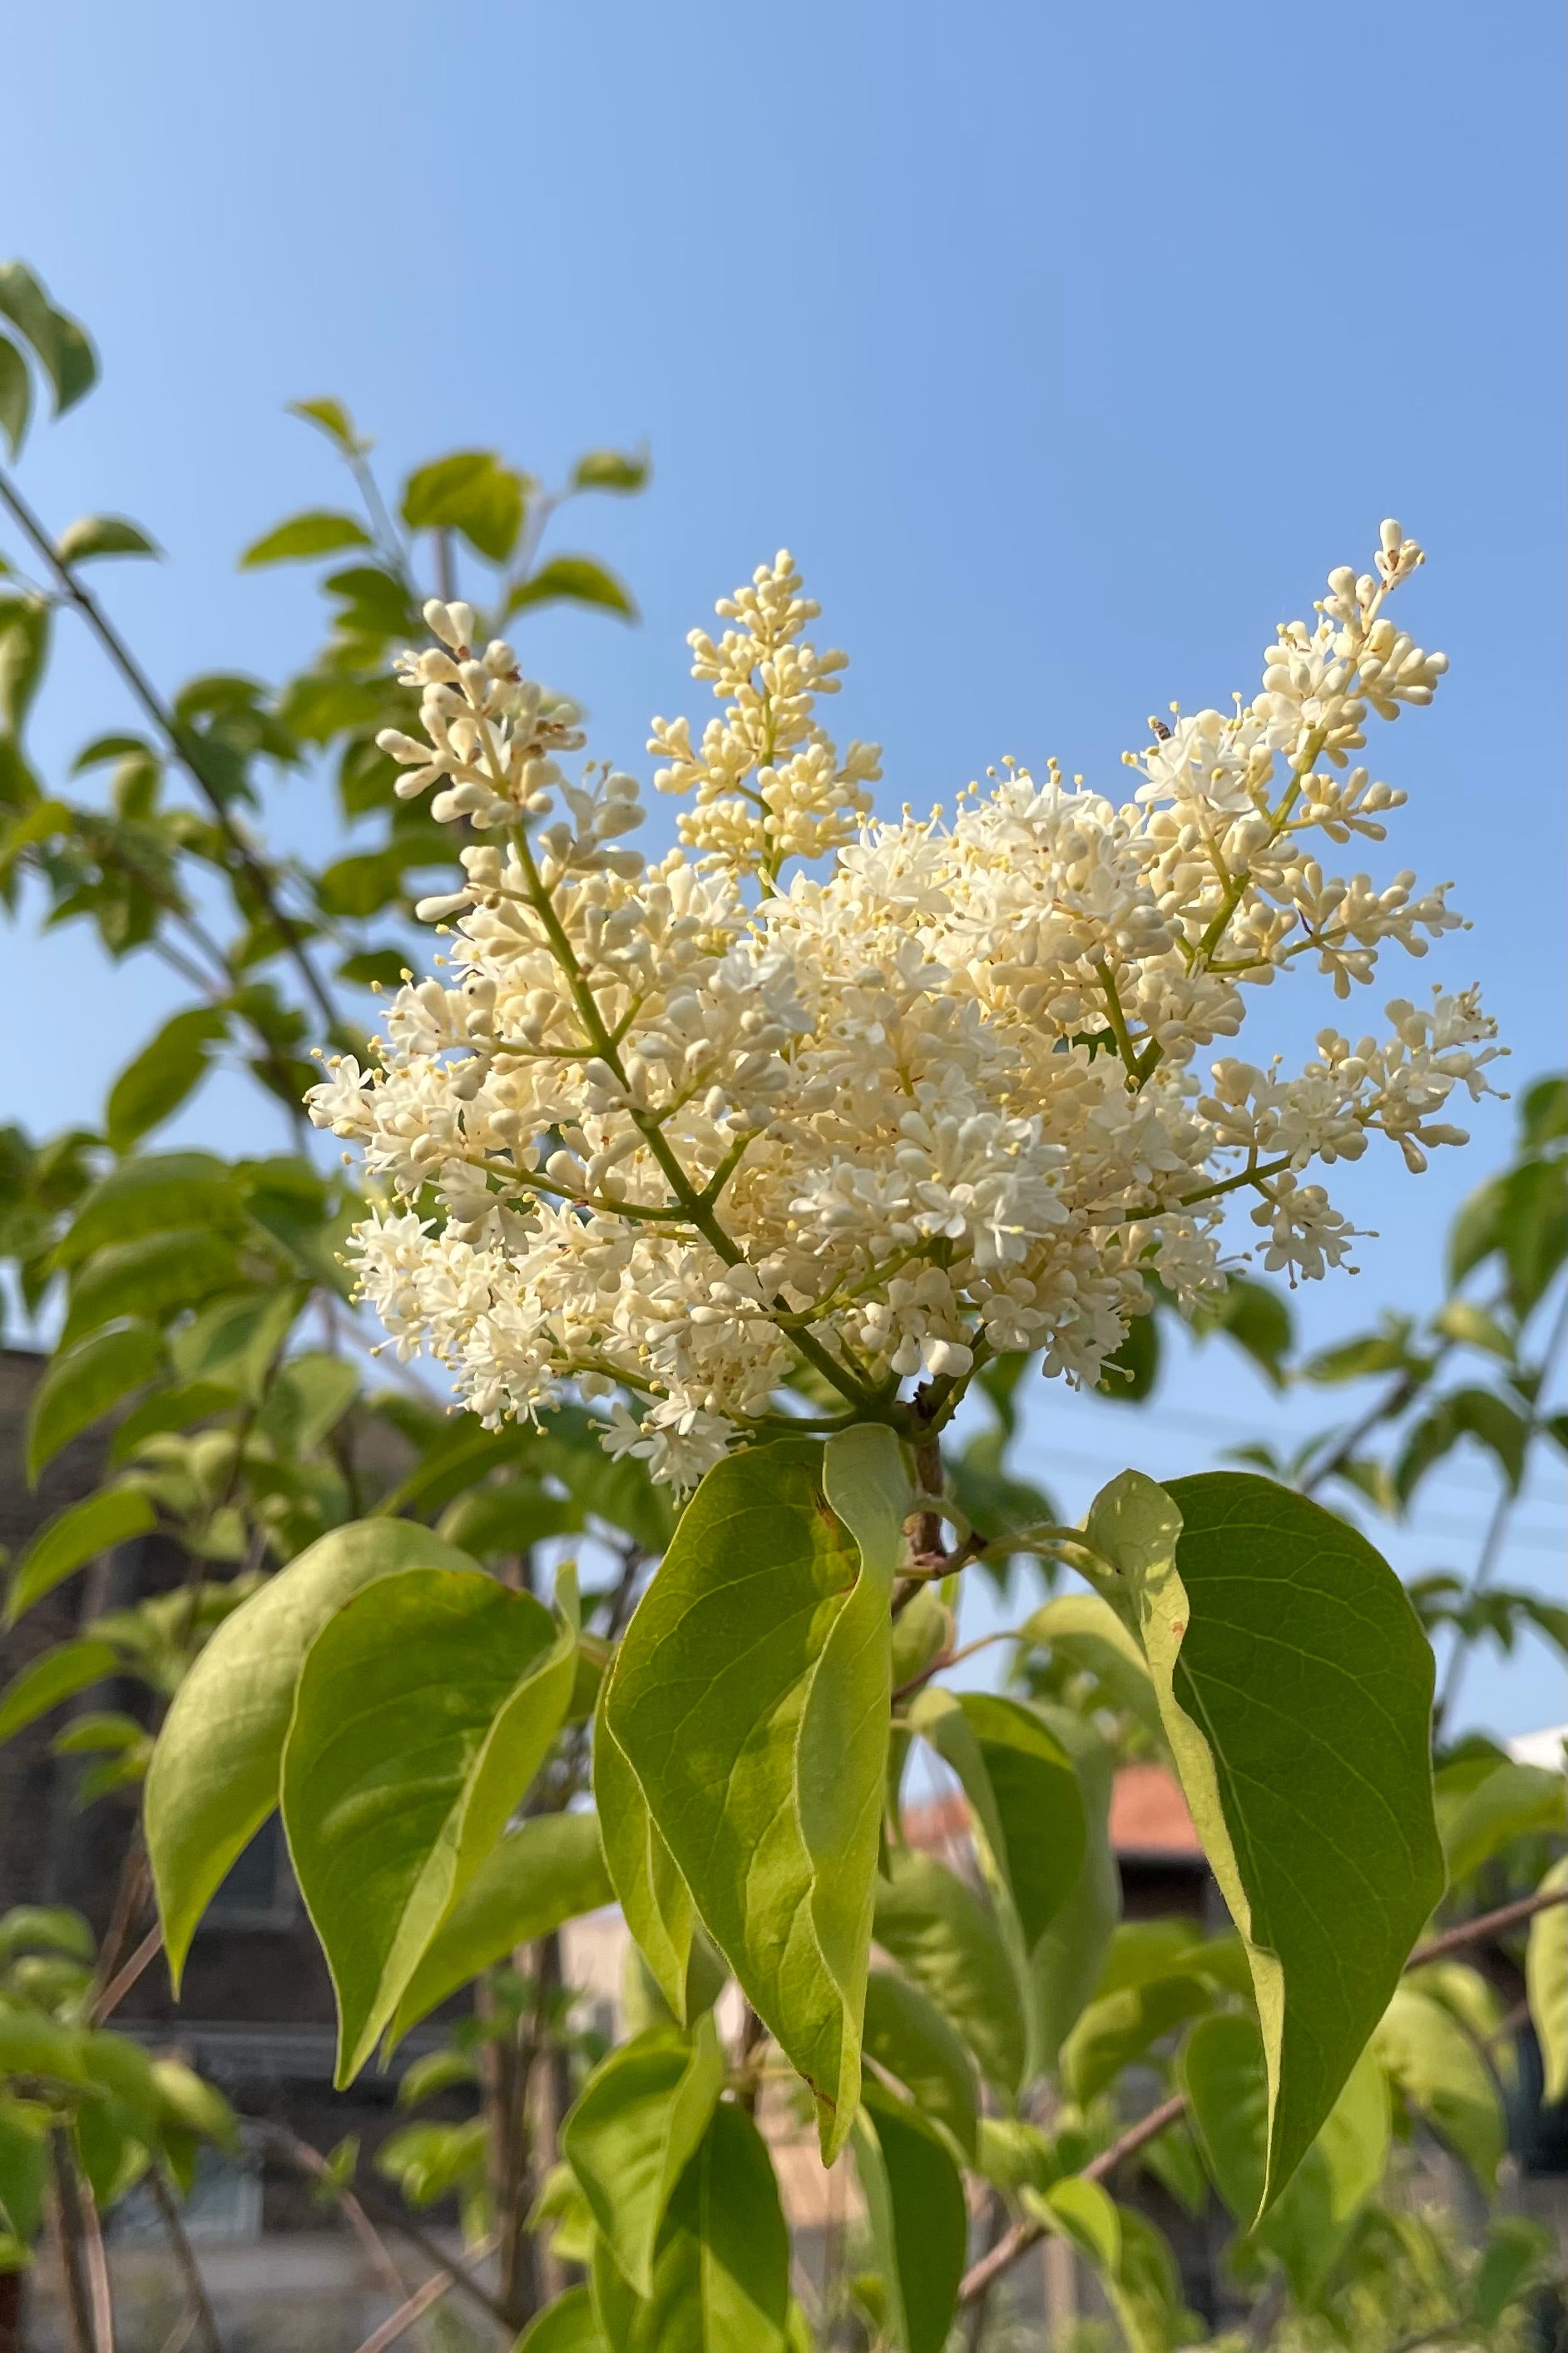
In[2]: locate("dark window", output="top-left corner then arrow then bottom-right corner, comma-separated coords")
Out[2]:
204,1814 -> 295,1928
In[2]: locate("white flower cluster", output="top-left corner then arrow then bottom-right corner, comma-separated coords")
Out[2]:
309,528 -> 1503,1486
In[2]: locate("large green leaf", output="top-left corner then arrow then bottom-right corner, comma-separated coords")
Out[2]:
5,1487 -> 156,1625
1526,1860 -> 1566,2103
852,2084 -> 967,2353
1028,1702 -> 1120,2068
861,1969 -> 978,2160
1442,1761 -> 1566,1882
562,2019 -> 725,2296
1183,2013 -> 1389,2306
390,1810 -> 613,2043
908,1689 -> 1083,1951
282,1565 -> 576,2080
591,2103 -> 789,2353
1096,1468 -> 1443,2212
1375,1985 -> 1504,2187
146,1518 -> 479,1982
603,1428 -> 908,2159
873,1847 -> 1025,2096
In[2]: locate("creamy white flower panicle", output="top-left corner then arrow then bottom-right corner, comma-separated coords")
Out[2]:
309,533 -> 1503,1486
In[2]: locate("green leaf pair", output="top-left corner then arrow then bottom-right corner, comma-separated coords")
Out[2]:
0,260 -> 96,458
146,1518 -> 582,2079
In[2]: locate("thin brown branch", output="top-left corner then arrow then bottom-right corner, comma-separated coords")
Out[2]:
1406,1885 -> 1566,1970
85,1840 -> 149,2020
957,1885 -> 1568,2311
344,2177 -> 514,2336
78,2163 -> 116,2353
957,2090 -> 1188,2306
349,2238 -> 498,2353
91,1923 -> 164,2024
1078,2088 -> 1192,2187
255,2126 -> 408,2306
50,2131 -> 100,2353
145,2170 -> 222,2353
0,463 -> 340,1038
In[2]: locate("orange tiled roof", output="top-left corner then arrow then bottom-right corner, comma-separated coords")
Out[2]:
904,1763 -> 1200,1861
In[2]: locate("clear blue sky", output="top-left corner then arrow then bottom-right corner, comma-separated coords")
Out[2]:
4,1 -> 1563,1734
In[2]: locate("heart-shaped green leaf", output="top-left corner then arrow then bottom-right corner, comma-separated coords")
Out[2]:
1096,1468 -> 1443,2213
283,1565 -> 576,2080
146,1518 -> 480,1983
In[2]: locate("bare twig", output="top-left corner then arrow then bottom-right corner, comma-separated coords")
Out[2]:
78,2165 -> 116,2353
50,2131 -> 100,2353
1300,1363 -> 1430,1500
255,2126 -> 409,2306
91,1924 -> 164,2025
472,1972 -> 531,2325
86,1841 -> 149,2021
1077,2088 -> 1192,2187
154,2311 -> 198,2353
145,2171 -> 222,2353
349,2237 -> 499,2353
957,2092 -> 1189,2306
957,1884 -> 1568,2310
342,2178 -> 514,2336
1406,1885 -> 1566,1970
